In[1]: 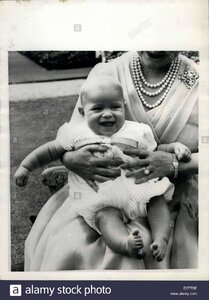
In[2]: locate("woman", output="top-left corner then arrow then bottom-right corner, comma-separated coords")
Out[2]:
25,51 -> 198,270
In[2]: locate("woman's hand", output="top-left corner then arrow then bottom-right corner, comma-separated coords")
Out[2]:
121,149 -> 174,184
62,145 -> 122,187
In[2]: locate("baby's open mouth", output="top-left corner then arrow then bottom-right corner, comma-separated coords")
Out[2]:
100,121 -> 115,127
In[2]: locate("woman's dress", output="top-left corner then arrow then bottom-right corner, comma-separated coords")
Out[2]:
24,53 -> 198,271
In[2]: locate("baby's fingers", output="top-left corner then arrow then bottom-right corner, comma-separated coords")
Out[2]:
174,147 -> 182,160
15,176 -> 28,187
86,180 -> 98,192
176,152 -> 183,161
181,149 -> 192,162
15,178 -> 24,187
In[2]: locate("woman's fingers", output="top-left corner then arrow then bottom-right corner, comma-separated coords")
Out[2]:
86,180 -> 99,192
121,158 -> 149,170
126,168 -> 149,179
92,175 -> 115,183
120,149 -> 150,170
125,166 -> 155,184
94,158 -> 123,167
123,148 -> 150,158
85,144 -> 108,153
95,167 -> 121,178
61,146 -> 122,181
135,174 -> 154,184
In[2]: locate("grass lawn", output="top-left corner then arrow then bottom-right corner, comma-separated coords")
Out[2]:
10,95 -> 77,271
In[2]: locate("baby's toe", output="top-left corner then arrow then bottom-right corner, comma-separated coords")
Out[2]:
132,229 -> 139,236
134,235 -> 142,241
156,252 -> 165,262
153,249 -> 160,257
135,242 -> 144,249
150,243 -> 158,252
135,239 -> 143,245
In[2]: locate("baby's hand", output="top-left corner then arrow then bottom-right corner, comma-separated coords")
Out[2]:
174,142 -> 191,162
14,166 -> 30,187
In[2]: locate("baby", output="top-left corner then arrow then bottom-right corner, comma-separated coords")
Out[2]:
15,76 -> 191,265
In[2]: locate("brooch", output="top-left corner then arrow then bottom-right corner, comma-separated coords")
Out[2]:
178,66 -> 199,89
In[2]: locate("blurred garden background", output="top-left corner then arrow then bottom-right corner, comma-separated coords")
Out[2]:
10,51 -> 199,271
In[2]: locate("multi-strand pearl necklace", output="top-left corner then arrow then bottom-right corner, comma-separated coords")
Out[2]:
131,55 -> 181,109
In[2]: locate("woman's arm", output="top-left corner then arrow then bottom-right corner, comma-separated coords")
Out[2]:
121,120 -> 198,183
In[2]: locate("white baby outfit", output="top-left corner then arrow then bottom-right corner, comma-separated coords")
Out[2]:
57,120 -> 174,232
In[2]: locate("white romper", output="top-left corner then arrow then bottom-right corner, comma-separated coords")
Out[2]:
57,120 -> 174,231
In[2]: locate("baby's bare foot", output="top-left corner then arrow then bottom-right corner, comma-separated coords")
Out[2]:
125,229 -> 145,259
150,239 -> 167,262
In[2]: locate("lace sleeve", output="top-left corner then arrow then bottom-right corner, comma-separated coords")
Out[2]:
56,123 -> 75,151
140,124 -> 157,152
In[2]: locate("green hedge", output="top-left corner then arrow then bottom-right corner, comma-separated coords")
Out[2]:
20,51 -> 101,70
21,51 -> 199,70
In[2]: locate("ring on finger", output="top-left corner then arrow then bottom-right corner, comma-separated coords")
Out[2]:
144,167 -> 150,175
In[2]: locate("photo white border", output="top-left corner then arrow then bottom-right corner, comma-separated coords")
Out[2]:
0,0 -> 209,280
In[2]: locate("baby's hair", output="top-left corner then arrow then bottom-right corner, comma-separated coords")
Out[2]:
80,76 -> 124,107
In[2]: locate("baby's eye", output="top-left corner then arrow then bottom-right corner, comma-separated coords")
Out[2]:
112,105 -> 122,109
91,106 -> 102,111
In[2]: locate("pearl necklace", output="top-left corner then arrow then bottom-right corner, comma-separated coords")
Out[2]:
131,55 -> 181,109
137,57 -> 176,88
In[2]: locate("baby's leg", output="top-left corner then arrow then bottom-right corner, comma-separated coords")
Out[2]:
95,207 -> 145,259
147,196 -> 171,262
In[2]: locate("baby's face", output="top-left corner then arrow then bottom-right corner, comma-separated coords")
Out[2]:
83,88 -> 125,136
